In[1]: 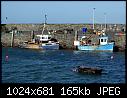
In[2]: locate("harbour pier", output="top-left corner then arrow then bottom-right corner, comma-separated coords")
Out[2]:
1,24 -> 126,51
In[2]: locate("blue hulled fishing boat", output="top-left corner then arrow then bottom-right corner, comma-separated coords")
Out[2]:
74,30 -> 114,51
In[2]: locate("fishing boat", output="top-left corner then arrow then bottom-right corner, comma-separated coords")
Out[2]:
36,15 -> 59,50
36,34 -> 59,50
19,14 -> 59,50
74,30 -> 114,51
19,31 -> 59,50
74,8 -> 114,51
19,41 -> 40,49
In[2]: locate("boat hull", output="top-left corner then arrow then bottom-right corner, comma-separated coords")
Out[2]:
78,43 -> 114,51
20,43 -> 59,50
73,66 -> 102,74
39,44 -> 59,50
19,43 -> 40,49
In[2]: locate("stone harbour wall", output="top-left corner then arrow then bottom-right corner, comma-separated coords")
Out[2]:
1,24 -> 126,51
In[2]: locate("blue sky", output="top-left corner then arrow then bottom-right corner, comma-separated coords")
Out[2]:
1,1 -> 126,24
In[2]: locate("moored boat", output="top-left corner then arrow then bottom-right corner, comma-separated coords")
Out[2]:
19,34 -> 59,50
36,34 -> 59,50
19,14 -> 59,50
74,30 -> 114,51
19,41 -> 40,49
73,66 -> 102,74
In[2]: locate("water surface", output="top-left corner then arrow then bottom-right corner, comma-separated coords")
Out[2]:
2,48 -> 125,83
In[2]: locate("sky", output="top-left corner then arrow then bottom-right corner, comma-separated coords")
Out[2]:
1,1 -> 126,24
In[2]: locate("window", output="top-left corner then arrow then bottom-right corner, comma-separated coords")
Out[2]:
104,39 -> 107,42
101,39 -> 103,42
48,37 -> 51,39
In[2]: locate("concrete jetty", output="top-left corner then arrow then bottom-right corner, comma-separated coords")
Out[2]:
1,24 -> 126,51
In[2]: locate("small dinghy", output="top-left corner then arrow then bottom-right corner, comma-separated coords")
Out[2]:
73,66 -> 102,74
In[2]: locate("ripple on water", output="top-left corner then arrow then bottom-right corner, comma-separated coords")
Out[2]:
2,48 -> 125,83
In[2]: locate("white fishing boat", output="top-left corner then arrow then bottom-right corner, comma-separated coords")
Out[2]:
36,34 -> 59,50
19,14 -> 59,50
19,34 -> 59,50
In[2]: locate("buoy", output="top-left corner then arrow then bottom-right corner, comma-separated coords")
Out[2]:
111,55 -> 114,59
5,55 -> 9,61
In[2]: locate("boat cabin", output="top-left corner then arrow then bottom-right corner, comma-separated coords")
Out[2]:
36,34 -> 52,42
99,35 -> 108,45
98,30 -> 109,45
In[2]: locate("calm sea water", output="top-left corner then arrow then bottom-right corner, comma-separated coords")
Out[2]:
2,47 -> 125,83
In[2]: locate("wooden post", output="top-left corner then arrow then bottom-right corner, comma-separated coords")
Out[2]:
74,30 -> 78,50
64,30 -> 67,48
11,30 -> 14,47
75,30 -> 78,41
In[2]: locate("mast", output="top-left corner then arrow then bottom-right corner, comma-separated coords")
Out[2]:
45,14 -> 47,24
42,14 -> 47,35
42,23 -> 45,35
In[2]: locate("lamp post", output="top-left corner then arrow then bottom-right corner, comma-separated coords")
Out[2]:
93,8 -> 96,30
104,13 -> 107,31
5,17 -> 8,24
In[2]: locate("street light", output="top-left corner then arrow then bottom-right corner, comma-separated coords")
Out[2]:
93,8 -> 96,30
5,17 -> 8,24
104,13 -> 107,31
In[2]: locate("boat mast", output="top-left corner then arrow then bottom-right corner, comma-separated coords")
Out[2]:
42,14 -> 47,35
45,14 -> 47,24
